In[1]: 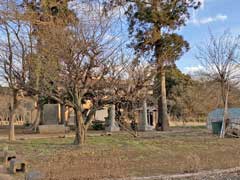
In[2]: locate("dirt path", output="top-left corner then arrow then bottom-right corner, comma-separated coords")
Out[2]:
115,167 -> 240,180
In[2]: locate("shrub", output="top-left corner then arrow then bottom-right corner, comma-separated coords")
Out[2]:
92,121 -> 105,130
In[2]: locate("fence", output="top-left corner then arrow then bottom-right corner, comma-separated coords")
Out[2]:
0,113 -> 25,126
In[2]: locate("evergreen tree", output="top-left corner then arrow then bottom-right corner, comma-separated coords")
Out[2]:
125,0 -> 200,130
22,0 -> 77,129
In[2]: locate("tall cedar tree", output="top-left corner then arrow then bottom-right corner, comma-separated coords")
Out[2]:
23,0 -> 77,130
125,0 -> 199,130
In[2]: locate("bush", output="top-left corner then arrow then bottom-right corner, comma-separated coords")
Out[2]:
92,121 -> 105,130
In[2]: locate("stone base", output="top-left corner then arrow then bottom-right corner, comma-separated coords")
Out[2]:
105,122 -> 120,132
38,125 -> 70,134
138,125 -> 155,131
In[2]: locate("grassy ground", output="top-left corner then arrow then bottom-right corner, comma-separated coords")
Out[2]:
1,127 -> 240,180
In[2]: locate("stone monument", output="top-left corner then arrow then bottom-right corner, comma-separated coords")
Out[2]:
139,100 -> 154,131
39,104 -> 70,134
105,104 -> 120,132
43,104 -> 60,125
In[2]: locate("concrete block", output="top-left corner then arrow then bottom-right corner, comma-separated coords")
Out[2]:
9,159 -> 27,174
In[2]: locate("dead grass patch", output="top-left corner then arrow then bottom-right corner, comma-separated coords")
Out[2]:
0,127 -> 240,179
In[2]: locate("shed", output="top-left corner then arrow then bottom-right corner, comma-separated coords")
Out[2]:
207,108 -> 240,130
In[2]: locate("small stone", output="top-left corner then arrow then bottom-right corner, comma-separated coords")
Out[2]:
106,132 -> 112,136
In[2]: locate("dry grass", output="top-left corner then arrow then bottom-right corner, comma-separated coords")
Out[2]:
169,121 -> 206,127
1,127 -> 240,179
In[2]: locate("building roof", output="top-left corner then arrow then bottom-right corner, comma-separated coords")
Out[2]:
208,108 -> 240,122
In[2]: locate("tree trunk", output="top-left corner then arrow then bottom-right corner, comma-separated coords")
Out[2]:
221,80 -> 226,105
31,100 -> 43,132
9,109 -> 15,141
220,82 -> 230,138
74,109 -> 86,145
157,92 -> 162,129
9,89 -> 18,141
32,106 -> 41,132
160,68 -> 169,131
157,65 -> 169,131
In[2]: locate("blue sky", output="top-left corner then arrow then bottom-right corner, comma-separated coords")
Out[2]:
177,0 -> 240,74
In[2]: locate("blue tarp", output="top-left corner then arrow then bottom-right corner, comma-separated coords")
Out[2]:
208,108 -> 240,122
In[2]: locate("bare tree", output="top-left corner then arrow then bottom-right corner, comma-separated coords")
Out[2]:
112,58 -> 154,134
0,0 -> 31,141
31,2 -> 128,145
196,31 -> 240,138
0,0 -> 133,145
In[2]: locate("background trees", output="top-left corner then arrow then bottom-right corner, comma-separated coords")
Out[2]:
0,0 -> 33,141
0,0 -> 135,145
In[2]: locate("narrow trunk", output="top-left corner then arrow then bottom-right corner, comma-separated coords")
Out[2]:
221,80 -> 226,105
220,82 -> 230,138
157,94 -> 163,129
74,109 -> 86,145
32,106 -> 41,132
9,109 -> 15,141
9,90 -> 18,141
31,99 -> 43,132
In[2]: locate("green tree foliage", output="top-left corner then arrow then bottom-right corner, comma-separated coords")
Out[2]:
165,65 -> 192,118
154,65 -> 191,118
